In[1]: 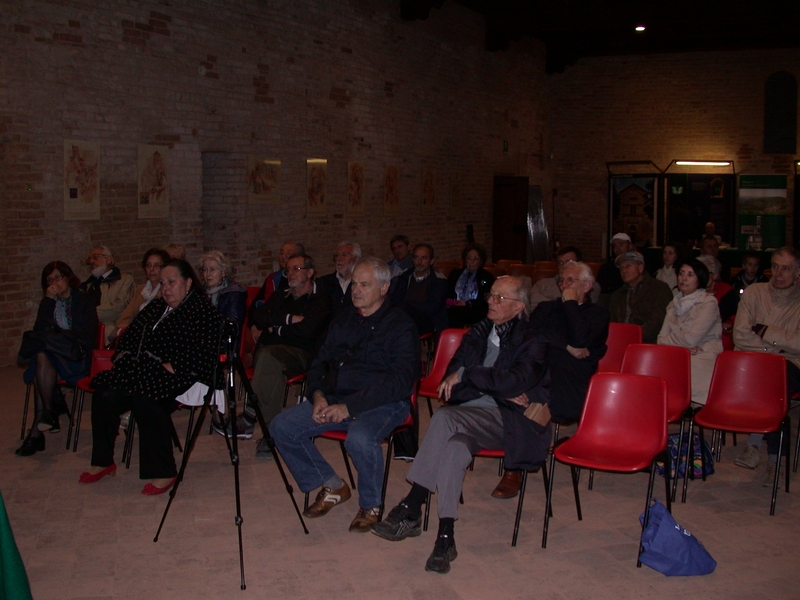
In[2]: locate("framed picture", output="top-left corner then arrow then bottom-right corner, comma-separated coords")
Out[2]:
608,175 -> 658,249
138,145 -> 170,219
347,161 -> 365,216
248,156 -> 281,205
63,140 -> 100,220
306,158 -> 327,217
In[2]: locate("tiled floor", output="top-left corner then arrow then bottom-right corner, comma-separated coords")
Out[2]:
1,364 -> 798,599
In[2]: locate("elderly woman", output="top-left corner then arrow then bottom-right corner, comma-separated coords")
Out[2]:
16,262 -> 98,456
201,250 -> 247,331
113,248 -> 170,340
655,243 -> 682,292
697,255 -> 732,304
79,260 -> 222,494
657,259 -> 722,405
445,243 -> 495,328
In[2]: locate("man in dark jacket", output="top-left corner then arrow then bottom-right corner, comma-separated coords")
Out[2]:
390,243 -> 448,336
224,253 -> 331,453
373,275 -> 551,574
316,241 -> 360,317
270,258 -> 419,534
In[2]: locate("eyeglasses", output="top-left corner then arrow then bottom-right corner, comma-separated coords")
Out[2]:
88,253 -> 106,260
145,262 -> 163,270
46,274 -> 64,284
485,292 -> 522,304
287,266 -> 309,273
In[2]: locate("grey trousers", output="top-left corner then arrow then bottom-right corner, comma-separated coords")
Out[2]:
407,405 -> 504,519
248,344 -> 310,425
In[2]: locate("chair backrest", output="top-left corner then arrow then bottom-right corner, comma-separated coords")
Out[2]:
703,351 -> 787,430
597,322 -> 642,373
418,328 -> 467,396
507,264 -> 537,280
575,372 -> 668,458
484,266 -> 507,278
534,261 -> 557,271
89,349 -> 115,378
586,262 -> 602,278
531,269 -> 558,285
95,322 -> 106,349
496,259 -> 522,269
621,344 -> 691,422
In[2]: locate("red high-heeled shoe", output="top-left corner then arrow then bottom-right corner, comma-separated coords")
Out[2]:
78,464 -> 116,484
141,477 -> 176,496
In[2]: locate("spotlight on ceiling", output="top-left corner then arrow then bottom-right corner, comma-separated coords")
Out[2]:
635,26 -> 646,32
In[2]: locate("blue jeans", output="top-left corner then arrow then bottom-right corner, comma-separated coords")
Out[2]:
270,400 -> 410,509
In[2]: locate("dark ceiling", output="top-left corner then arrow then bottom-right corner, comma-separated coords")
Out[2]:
400,1 -> 800,73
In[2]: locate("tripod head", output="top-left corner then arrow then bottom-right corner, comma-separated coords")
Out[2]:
220,318 -> 240,361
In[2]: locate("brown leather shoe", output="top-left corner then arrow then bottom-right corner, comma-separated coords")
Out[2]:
303,482 -> 351,518
348,507 -> 380,533
491,470 -> 523,499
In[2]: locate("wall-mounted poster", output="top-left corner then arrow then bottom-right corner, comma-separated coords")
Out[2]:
738,175 -> 787,250
63,140 -> 100,220
421,167 -> 436,214
347,162 -> 365,216
449,173 -> 462,217
306,158 -> 327,217
384,164 -> 399,215
248,157 -> 281,205
138,145 -> 170,219
609,175 -> 657,249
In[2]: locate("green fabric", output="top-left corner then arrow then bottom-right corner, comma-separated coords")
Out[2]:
0,492 -> 32,600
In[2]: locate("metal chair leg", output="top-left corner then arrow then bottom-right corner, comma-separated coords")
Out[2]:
637,462 -> 658,568
511,470 -> 528,547
21,383 -> 32,440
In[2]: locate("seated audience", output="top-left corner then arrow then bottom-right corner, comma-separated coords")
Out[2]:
373,276 -> 550,574
317,241 -> 360,317
596,232 -> 633,306
391,243 -> 448,336
114,248 -> 170,339
80,245 -> 135,345
387,234 -> 413,279
201,250 -> 247,331
608,251 -> 673,344
530,246 -> 601,309
657,259 -> 722,405
445,243 -> 495,328
699,234 -> 730,283
720,252 -> 768,324
16,262 -> 98,456
270,258 -> 419,533
654,242 -> 682,292
79,260 -> 222,494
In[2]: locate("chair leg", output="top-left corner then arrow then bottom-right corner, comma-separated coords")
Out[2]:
282,382 -> 291,408
783,417 -> 791,494
379,435 -> 394,521
304,492 -> 309,511
770,423 -> 786,516
684,421 -> 700,503
185,406 -> 196,451
671,412 -> 688,502
542,449 -> 557,548
793,414 -> 800,474
170,418 -> 182,453
511,470 -> 528,547
588,469 -> 594,490
498,457 -> 504,476
338,442 -> 356,488
68,389 -> 86,451
637,461 -> 658,568
659,450 -> 672,514
540,466 -> 553,518
570,466 -> 583,521
21,383 -> 32,440
423,491 -> 431,532
123,416 -> 136,469
426,397 -> 433,418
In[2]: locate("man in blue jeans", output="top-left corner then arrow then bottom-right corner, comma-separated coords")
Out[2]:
270,258 -> 420,533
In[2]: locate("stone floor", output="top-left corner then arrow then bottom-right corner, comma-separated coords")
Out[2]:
1,364 -> 798,599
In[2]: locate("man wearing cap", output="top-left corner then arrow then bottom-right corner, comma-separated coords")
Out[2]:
608,250 -> 673,344
596,233 -> 633,307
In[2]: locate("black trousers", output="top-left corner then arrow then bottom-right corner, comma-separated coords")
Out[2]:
91,387 -> 178,480
764,361 -> 800,457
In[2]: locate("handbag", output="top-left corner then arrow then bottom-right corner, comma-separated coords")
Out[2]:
44,330 -> 85,362
638,499 -> 717,576
17,330 -> 48,365
655,432 -> 714,479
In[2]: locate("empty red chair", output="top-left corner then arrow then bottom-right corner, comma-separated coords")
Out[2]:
542,373 -> 669,567
597,323 -> 642,373
692,351 -> 788,515
418,328 -> 467,416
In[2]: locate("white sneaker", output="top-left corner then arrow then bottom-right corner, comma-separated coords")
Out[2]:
734,444 -> 761,469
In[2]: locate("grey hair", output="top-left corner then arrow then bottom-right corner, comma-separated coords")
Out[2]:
497,275 -> 533,320
354,257 -> 391,287
697,255 -> 721,276
339,241 -> 362,260
560,260 -> 595,286
773,246 -> 800,270
91,245 -> 113,259
201,250 -> 229,276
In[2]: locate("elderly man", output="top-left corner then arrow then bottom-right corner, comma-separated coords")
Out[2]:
492,261 -> 609,499
270,258 -> 419,533
318,241 -> 361,317
608,251 -> 672,344
80,245 -> 135,345
530,246 -> 601,309
732,247 -> 800,483
373,276 -> 550,574
699,234 -> 730,283
248,240 -> 304,342
391,243 -> 448,336
387,234 -> 413,278
596,233 -> 633,305
224,253 -> 331,455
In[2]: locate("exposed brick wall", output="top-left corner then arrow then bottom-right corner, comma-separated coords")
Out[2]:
547,49 -> 800,260
0,0 -> 547,365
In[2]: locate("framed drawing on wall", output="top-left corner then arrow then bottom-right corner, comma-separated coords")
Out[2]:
138,145 -> 170,219
63,140 -> 100,221
306,158 -> 327,217
248,157 -> 280,205
347,161 -> 365,216
608,175 -> 658,250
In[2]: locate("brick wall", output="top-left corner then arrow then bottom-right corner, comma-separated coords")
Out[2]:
0,0 -> 547,366
547,49 -> 800,260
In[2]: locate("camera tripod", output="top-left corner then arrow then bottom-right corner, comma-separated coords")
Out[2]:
153,319 -> 308,590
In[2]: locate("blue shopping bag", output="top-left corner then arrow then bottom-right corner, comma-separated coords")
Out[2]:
638,499 -> 717,576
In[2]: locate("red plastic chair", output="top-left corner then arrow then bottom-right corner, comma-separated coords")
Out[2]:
691,351 -> 789,515
304,391 -> 418,521
542,373 -> 669,567
597,323 -> 642,373
418,328 -> 467,416
67,349 -> 115,451
621,344 -> 692,502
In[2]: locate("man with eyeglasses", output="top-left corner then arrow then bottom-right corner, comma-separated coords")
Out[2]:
317,241 -> 361,317
530,246 -> 601,309
492,261 -> 610,499
79,245 -> 135,346
374,275 -> 550,574
390,242 -> 448,337
732,247 -> 800,483
218,253 -> 331,456
248,240 -> 304,344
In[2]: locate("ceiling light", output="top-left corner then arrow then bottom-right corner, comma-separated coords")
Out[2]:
675,160 -> 731,167
635,26 -> 646,32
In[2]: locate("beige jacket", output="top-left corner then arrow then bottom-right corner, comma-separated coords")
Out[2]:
733,282 -> 800,370
97,274 -> 135,344
115,282 -> 162,333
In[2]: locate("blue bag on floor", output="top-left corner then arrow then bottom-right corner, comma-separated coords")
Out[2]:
638,499 -> 717,576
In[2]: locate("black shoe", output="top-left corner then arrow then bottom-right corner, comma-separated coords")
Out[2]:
16,431 -> 45,456
211,415 -> 254,439
425,534 -> 457,574
371,502 -> 422,541
52,388 -> 70,416
37,411 -> 60,433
